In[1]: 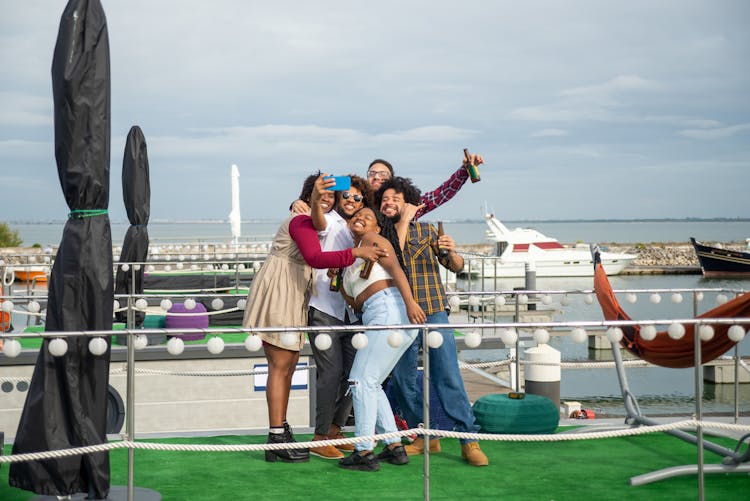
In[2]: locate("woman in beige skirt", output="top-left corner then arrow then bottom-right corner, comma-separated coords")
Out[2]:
242,174 -> 386,463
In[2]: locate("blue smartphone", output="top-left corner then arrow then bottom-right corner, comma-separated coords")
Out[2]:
324,175 -> 351,191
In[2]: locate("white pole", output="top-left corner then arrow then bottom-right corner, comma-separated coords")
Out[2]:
229,164 -> 241,246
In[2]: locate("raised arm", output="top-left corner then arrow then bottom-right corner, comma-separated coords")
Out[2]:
394,203 -> 424,251
413,152 -> 485,220
310,174 -> 336,231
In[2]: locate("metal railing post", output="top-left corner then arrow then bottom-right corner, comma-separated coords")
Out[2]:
694,321 -> 704,501
126,266 -> 136,501
422,325 -> 431,501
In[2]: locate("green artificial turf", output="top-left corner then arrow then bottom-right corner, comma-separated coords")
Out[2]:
2,431 -> 748,500
17,324 -> 249,350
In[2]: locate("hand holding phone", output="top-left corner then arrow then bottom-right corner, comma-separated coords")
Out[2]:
324,175 -> 351,191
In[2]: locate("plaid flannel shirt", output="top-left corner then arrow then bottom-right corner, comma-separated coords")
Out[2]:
403,221 -> 453,315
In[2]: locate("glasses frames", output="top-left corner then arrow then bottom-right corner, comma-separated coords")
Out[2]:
367,170 -> 390,180
342,192 -> 363,202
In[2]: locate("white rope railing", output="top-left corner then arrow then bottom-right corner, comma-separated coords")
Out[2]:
3,356 -> 747,385
1,420 -> 748,464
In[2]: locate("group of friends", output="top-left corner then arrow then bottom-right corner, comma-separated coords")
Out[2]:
240,154 -> 488,471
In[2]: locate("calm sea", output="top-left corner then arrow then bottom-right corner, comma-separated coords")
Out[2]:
10,218 -> 750,247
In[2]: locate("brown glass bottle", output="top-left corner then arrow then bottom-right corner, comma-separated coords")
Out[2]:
328,268 -> 342,292
360,260 -> 374,279
360,243 -> 377,278
435,222 -> 449,258
463,148 -> 481,183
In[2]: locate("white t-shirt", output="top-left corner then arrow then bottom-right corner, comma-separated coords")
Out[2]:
309,210 -> 355,321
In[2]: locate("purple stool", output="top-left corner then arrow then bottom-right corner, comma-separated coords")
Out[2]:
166,302 -> 208,341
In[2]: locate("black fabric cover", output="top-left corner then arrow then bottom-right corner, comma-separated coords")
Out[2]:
114,126 -> 151,326
9,1 -> 113,497
142,273 -> 233,292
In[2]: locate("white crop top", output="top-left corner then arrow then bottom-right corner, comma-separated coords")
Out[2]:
343,258 -> 393,300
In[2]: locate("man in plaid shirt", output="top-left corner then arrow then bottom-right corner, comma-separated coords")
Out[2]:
375,176 -> 489,467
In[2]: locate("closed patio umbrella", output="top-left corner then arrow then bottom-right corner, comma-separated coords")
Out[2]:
9,0 -> 113,498
114,126 -> 152,338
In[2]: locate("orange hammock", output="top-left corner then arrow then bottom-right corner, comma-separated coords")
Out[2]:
594,260 -> 750,368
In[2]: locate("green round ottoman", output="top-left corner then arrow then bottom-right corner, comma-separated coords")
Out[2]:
472,393 -> 559,434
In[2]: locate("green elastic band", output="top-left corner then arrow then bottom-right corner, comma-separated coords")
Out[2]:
68,209 -> 109,219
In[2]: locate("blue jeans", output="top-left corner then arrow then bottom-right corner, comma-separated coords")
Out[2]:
390,309 -> 480,444
348,287 -> 418,452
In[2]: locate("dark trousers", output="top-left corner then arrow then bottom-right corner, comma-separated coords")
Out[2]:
308,307 -> 357,436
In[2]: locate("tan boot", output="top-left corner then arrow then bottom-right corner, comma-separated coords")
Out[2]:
329,432 -> 355,452
328,425 -> 355,452
461,442 -> 488,466
310,434 -> 344,460
403,437 -> 441,456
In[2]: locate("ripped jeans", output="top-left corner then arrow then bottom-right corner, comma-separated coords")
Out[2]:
348,287 -> 418,452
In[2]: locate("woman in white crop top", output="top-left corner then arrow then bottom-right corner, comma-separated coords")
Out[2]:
337,207 -> 425,471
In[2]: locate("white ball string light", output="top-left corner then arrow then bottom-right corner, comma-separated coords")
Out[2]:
244,334 -> 262,351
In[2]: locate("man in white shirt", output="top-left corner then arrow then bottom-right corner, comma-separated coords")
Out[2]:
307,174 -> 370,459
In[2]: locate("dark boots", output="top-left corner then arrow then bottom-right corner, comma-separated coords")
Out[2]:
264,422 -> 310,463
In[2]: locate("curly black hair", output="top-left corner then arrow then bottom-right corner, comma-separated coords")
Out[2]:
298,170 -> 323,204
374,176 -> 422,209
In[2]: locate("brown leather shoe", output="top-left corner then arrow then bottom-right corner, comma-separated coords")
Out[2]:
403,437 -> 441,456
310,443 -> 344,459
329,432 -> 355,452
461,442 -> 489,466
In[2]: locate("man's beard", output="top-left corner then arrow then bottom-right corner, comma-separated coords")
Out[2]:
385,211 -> 401,224
335,206 -> 349,219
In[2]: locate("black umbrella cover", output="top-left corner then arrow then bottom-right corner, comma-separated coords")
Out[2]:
9,0 -> 113,498
114,126 -> 151,326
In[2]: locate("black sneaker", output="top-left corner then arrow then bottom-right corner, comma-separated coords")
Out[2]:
338,451 -> 380,472
376,444 -> 409,465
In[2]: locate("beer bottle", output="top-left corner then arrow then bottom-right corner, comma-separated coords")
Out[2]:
360,243 -> 376,278
435,222 -> 449,258
328,268 -> 341,292
463,148 -> 481,183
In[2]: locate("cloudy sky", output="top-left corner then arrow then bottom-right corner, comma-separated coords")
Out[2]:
1,1 -> 748,223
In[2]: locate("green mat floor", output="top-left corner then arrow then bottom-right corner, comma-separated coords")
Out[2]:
2,431 -> 748,500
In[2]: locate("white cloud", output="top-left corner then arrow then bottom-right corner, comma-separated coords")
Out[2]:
530,128 -> 568,138
560,75 -> 661,99
678,123 -> 750,139
508,75 -> 663,124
